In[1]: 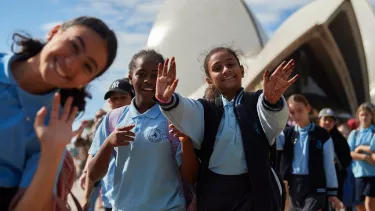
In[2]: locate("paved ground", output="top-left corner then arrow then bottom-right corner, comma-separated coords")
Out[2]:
68,181 -> 104,211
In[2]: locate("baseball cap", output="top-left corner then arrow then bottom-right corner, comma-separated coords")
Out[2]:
104,78 -> 135,100
318,108 -> 336,118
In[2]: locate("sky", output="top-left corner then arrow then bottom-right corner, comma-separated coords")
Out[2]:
1,0 -> 374,127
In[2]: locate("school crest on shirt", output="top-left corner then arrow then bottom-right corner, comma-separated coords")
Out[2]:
146,128 -> 164,143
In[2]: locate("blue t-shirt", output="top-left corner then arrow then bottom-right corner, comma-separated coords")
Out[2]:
0,53 -> 64,188
348,125 -> 375,178
90,100 -> 185,211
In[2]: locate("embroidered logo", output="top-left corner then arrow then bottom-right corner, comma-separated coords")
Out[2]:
316,140 -> 323,149
146,128 -> 163,143
111,81 -> 120,89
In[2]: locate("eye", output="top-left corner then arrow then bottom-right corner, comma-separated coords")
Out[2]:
212,65 -> 221,72
70,41 -> 79,54
227,63 -> 235,68
84,63 -> 93,73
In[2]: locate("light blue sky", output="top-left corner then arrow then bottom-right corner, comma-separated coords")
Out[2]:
1,0 -> 374,127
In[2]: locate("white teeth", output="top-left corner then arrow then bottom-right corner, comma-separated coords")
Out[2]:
223,75 -> 235,81
143,88 -> 154,91
56,61 -> 65,77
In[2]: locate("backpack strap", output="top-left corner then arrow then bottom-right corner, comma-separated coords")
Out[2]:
108,106 -> 126,134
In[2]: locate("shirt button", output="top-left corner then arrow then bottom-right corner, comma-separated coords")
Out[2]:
26,117 -> 31,121
135,128 -> 139,132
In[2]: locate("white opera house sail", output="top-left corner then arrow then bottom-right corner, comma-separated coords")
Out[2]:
147,0 -> 375,115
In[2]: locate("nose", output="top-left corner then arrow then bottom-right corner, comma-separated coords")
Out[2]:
64,56 -> 80,77
222,65 -> 231,74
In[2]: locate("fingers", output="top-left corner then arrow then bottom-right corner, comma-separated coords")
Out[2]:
281,59 -> 295,79
162,58 -> 169,76
68,106 -> 79,123
34,107 -> 47,129
61,96 -> 73,121
286,74 -> 299,87
168,79 -> 179,95
117,130 -> 136,138
158,63 -> 163,78
80,177 -> 86,190
50,93 -> 61,125
271,61 -> 286,76
117,124 -> 135,131
263,69 -> 270,82
72,122 -> 85,137
168,57 -> 175,79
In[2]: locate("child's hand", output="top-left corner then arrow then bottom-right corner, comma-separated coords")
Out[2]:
169,124 -> 190,143
34,93 -> 81,151
106,124 -> 135,147
155,57 -> 179,103
328,196 -> 343,210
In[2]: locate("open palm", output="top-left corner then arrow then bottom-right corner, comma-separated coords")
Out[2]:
263,59 -> 298,104
155,57 -> 179,103
34,93 -> 83,150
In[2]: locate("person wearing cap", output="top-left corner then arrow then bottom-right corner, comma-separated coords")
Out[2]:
81,78 -> 134,211
318,108 -> 352,210
104,78 -> 135,109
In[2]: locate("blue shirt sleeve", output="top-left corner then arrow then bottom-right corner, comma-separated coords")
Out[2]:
323,138 -> 338,190
347,130 -> 356,151
88,114 -> 109,155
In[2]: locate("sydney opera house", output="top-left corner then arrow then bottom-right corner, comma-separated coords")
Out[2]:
146,0 -> 375,116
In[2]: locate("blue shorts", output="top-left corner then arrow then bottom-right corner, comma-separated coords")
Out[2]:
355,177 -> 375,202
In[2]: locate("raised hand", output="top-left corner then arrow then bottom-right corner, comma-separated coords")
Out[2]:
263,59 -> 298,104
106,124 -> 135,147
155,57 -> 179,103
34,93 -> 81,150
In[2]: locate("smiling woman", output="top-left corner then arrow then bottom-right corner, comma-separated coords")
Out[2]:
0,16 -> 117,211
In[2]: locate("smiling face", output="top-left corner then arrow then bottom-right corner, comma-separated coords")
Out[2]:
39,25 -> 108,89
205,50 -> 244,97
128,55 -> 160,105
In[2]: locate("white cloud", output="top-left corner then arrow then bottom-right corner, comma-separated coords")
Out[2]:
41,22 -> 62,32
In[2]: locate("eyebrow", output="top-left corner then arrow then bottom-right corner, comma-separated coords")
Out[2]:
76,36 -> 98,71
211,58 -> 235,67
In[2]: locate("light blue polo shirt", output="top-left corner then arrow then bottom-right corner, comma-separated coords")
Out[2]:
92,100 -> 185,211
348,125 -> 375,178
88,119 -> 116,208
0,53 -> 64,188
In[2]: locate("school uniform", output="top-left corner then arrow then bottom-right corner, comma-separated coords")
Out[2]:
90,99 -> 185,211
0,53 -> 64,209
89,119 -> 115,210
347,125 -> 375,202
157,89 -> 288,211
278,123 -> 338,211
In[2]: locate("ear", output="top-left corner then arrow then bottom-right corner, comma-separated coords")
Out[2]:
46,25 -> 62,41
128,74 -> 132,84
306,104 -> 311,113
205,77 -> 213,85
240,65 -> 244,78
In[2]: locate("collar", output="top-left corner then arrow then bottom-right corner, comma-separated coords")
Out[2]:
295,122 -> 315,132
221,87 -> 244,107
0,53 -> 17,85
359,124 -> 375,132
127,98 -> 161,119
